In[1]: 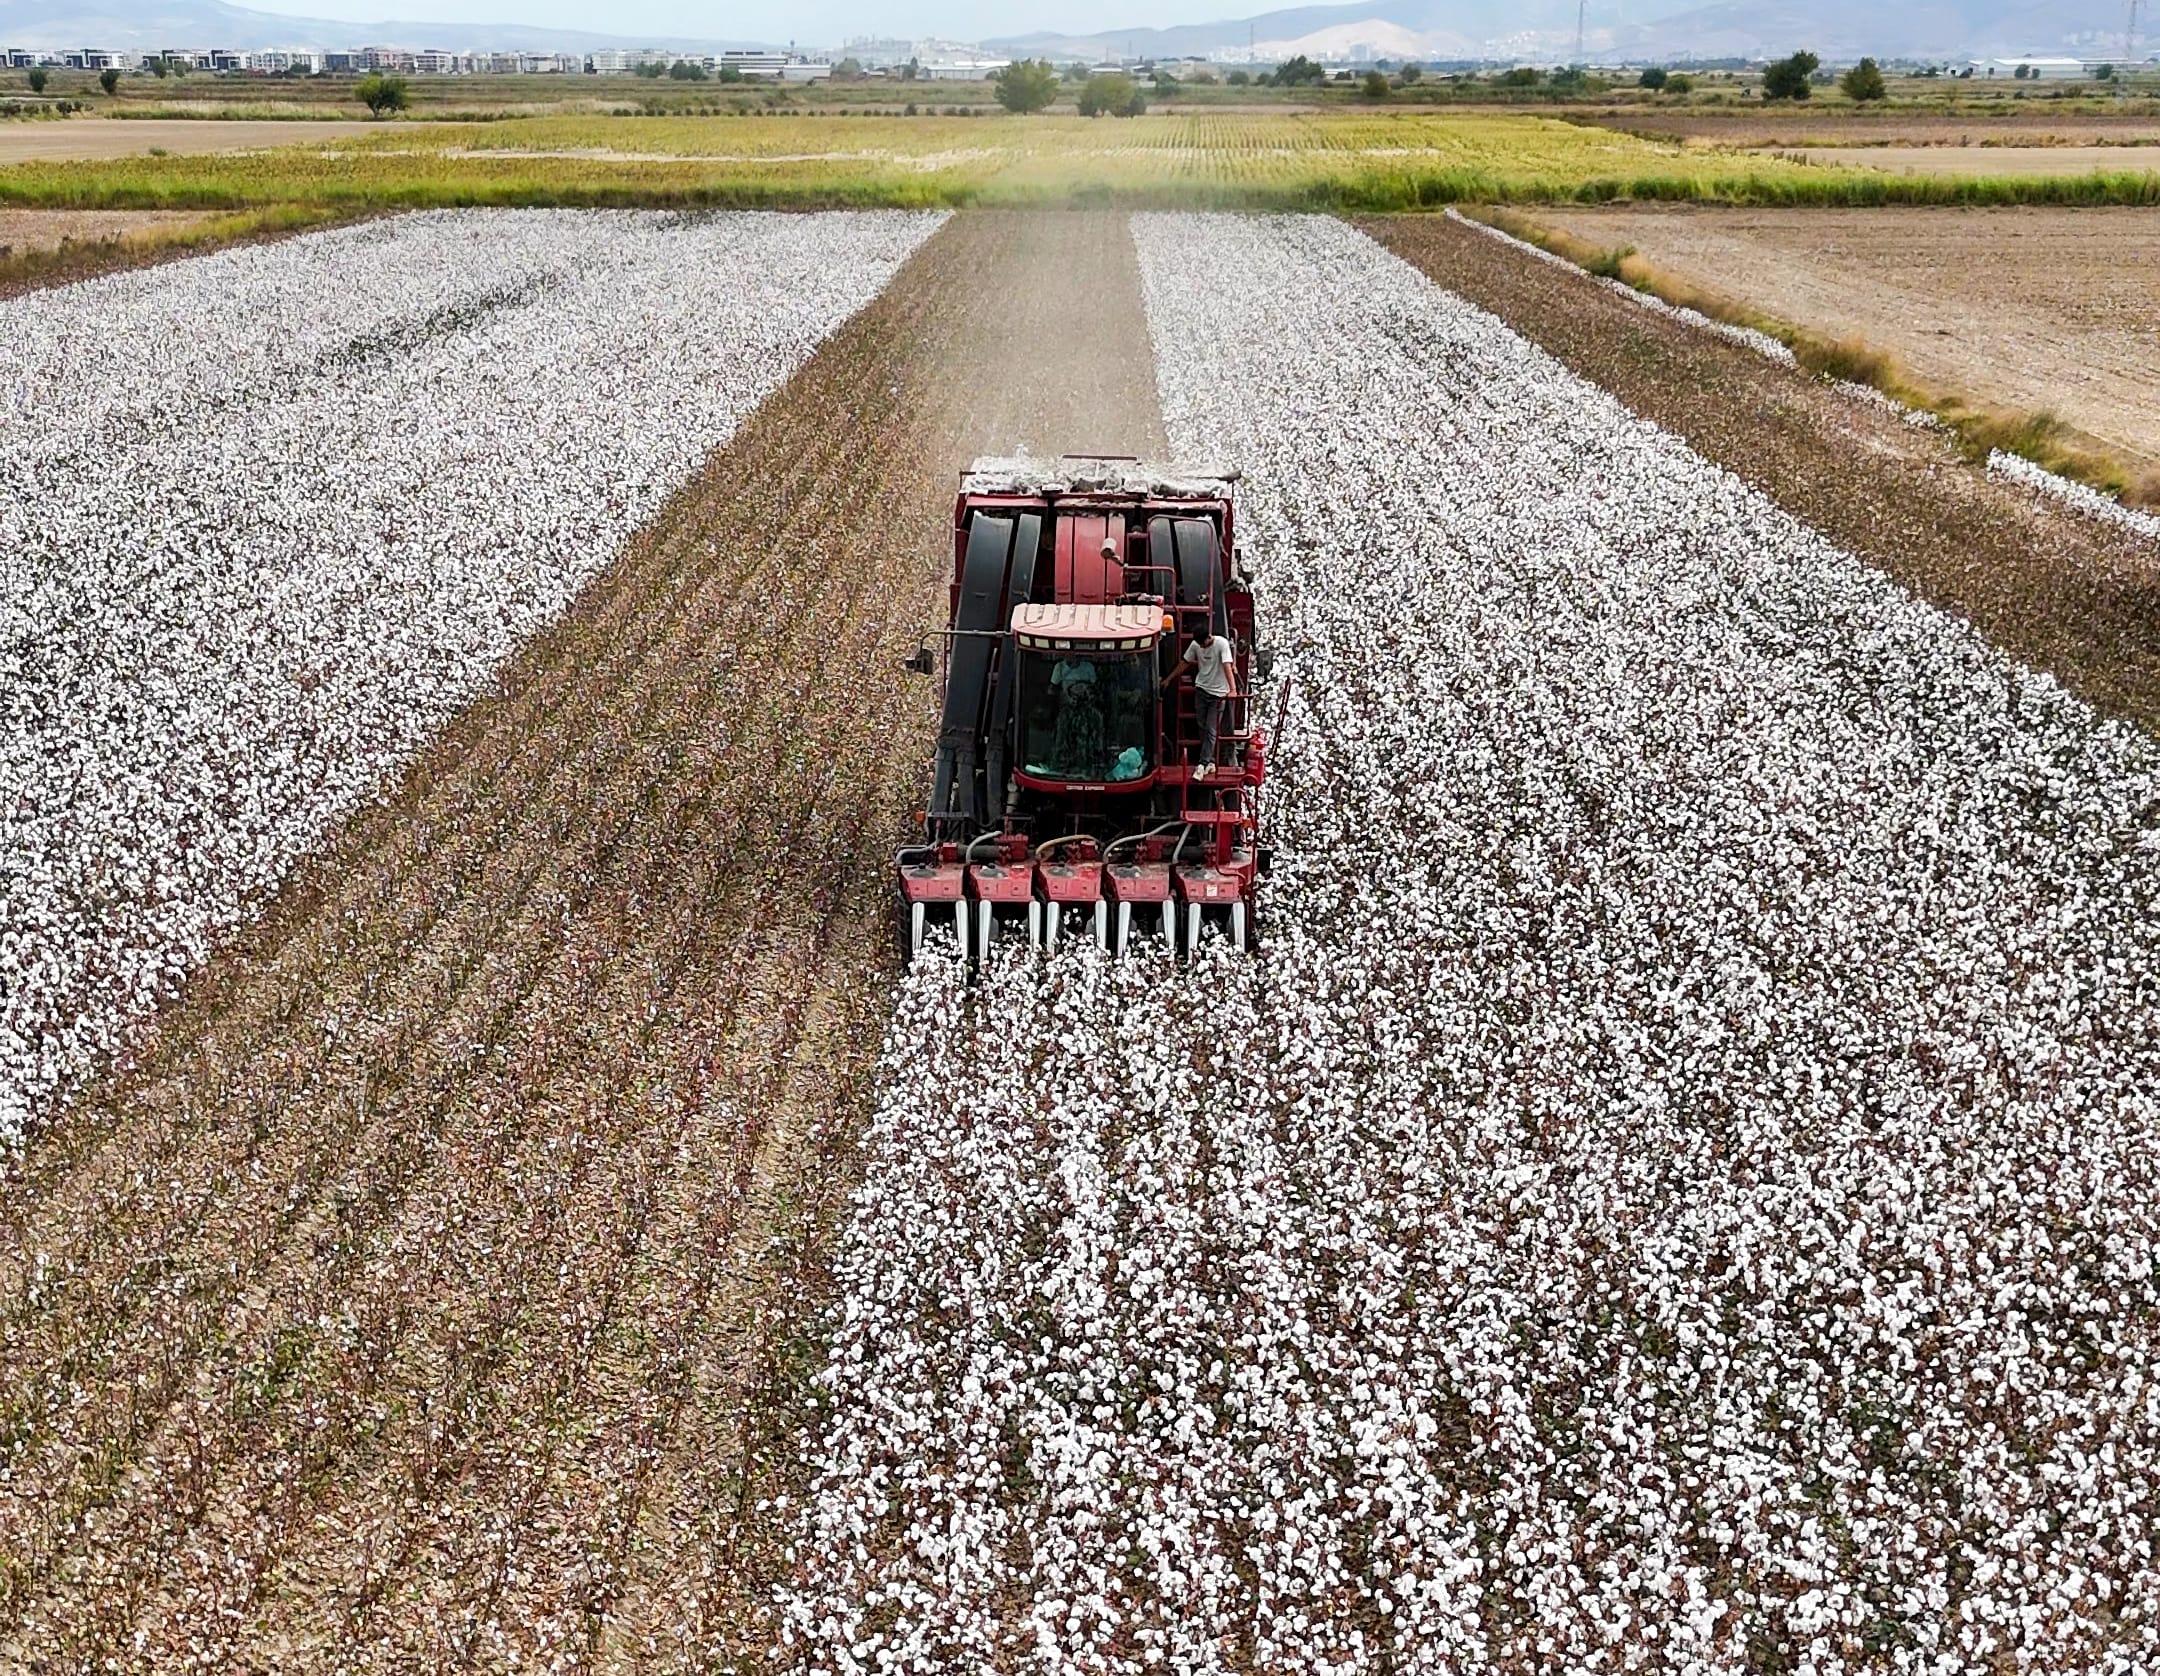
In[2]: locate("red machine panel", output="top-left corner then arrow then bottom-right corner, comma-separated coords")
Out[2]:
1054,513 -> 1124,603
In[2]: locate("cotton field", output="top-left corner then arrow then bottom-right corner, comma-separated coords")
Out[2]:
784,217 -> 2160,1673
0,208 -> 941,1139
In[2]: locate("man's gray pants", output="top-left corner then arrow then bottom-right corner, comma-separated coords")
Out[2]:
1195,693 -> 1224,772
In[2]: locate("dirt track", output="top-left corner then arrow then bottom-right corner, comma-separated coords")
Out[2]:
0,210 -> 1162,1671
1367,213 -> 2160,738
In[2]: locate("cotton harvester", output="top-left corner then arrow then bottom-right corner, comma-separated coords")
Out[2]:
897,457 -> 1273,965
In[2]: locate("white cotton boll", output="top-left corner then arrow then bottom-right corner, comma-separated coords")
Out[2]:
0,208 -> 945,1145
779,212 -> 2160,1674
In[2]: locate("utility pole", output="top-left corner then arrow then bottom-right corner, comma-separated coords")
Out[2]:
1574,0 -> 1587,66
2130,0 -> 2145,65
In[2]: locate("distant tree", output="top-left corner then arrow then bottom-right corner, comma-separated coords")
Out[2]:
1762,51 -> 1819,100
1398,62 -> 1421,84
1840,57 -> 1886,100
634,59 -> 664,77
1361,69 -> 1390,98
2095,62 -> 2116,80
354,72 -> 409,116
1077,71 -> 1137,115
902,99 -> 917,114
146,56 -> 169,77
992,57 -> 1060,112
1499,66 -> 1542,87
1226,68 -> 1251,85
667,59 -> 707,80
716,63 -> 743,82
2014,63 -> 2033,80
1271,54 -> 1327,87
1638,66 -> 1669,89
26,67 -> 47,92
1664,72 -> 1695,93
900,57 -> 919,81
1151,68 -> 1178,94
98,66 -> 120,94
833,56 -> 862,79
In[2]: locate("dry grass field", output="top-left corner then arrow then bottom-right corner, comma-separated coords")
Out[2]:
1531,204 -> 2160,491
1584,110 -> 2160,148
1790,144 -> 2160,176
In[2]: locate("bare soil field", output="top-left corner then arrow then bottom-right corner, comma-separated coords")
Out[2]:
1367,213 -> 2160,735
1787,143 -> 2160,175
1529,205 -> 2160,490
0,207 -> 217,255
0,210 -> 1163,1671
0,118 -> 368,162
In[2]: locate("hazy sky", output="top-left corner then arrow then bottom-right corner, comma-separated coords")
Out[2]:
249,0 -> 1210,43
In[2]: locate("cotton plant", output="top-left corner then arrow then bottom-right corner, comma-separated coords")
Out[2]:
0,208 -> 944,1140
780,214 -> 2160,1675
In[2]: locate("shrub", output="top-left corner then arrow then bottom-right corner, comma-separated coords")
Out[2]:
1665,73 -> 1696,93
1840,58 -> 1887,101
1272,55 -> 1327,87
99,67 -> 120,95
634,61 -> 664,78
668,60 -> 708,81
1226,69 -> 1251,86
26,67 -> 47,93
354,73 -> 409,117
717,64 -> 743,83
993,57 -> 1060,113
1362,70 -> 1390,99
1639,67 -> 1669,90
1500,67 -> 1542,88
1398,63 -> 1422,85
1762,52 -> 1820,101
1077,72 -> 1137,116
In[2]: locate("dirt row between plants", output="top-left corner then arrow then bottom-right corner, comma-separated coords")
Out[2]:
1366,213 -> 2160,739
0,209 -> 1165,1673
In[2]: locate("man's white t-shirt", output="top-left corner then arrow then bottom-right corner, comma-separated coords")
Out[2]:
1185,634 -> 1235,698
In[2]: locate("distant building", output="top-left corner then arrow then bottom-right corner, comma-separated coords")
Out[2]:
919,55 -> 1008,79
1968,55 -> 2091,78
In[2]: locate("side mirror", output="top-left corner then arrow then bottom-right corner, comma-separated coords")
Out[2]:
1253,649 -> 1276,681
903,645 -> 936,677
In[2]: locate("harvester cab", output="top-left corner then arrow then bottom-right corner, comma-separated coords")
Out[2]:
896,457 -> 1270,968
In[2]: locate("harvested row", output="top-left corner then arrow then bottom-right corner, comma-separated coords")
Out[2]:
0,208 -> 941,1140
785,216 -> 2160,1673
0,212 -> 1166,1669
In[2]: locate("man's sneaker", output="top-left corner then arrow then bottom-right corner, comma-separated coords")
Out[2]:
1194,762 -> 1211,780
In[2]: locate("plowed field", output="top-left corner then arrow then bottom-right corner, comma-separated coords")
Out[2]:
1523,206 -> 2160,490
0,210 -> 1161,1671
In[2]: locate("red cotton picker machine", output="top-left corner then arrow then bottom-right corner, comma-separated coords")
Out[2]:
897,457 -> 1276,966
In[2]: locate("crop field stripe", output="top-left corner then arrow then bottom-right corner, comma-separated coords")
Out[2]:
0,211 -> 1164,1664
1362,213 -> 2160,741
784,213 -> 2160,1668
